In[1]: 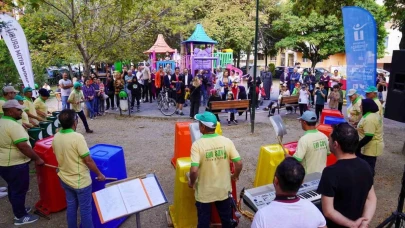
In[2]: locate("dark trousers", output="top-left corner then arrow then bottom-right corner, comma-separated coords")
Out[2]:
190,100 -> 200,118
131,93 -> 141,108
106,93 -> 114,109
356,150 -> 377,177
77,110 -> 90,131
196,198 -> 232,228
309,90 -> 314,105
156,87 -> 162,98
143,80 -> 152,102
115,94 -> 120,108
338,102 -> 343,113
299,104 -> 308,116
0,162 -> 30,218
324,87 -> 330,98
315,104 -> 324,122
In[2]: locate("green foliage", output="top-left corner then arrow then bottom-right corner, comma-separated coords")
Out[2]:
269,63 -> 275,75
0,40 -> 20,86
384,0 -> 405,49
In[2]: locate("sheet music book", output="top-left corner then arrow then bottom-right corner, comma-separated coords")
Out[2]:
92,174 -> 167,224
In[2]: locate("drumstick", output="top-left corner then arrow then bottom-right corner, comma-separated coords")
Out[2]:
44,164 -> 58,169
96,177 -> 118,181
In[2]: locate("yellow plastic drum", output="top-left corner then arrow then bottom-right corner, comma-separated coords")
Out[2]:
169,157 -> 198,227
253,144 -> 290,187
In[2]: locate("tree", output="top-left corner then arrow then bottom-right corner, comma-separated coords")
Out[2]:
384,0 -> 405,49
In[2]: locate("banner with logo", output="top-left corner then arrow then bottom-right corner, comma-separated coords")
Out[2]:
342,6 -> 377,101
0,14 -> 35,93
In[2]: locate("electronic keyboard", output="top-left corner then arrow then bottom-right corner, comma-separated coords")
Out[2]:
243,172 -> 322,212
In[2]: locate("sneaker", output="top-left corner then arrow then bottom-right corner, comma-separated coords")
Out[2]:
86,129 -> 94,133
26,207 -> 32,213
179,112 -> 184,116
175,110 -> 179,114
228,120 -> 231,126
14,214 -> 39,225
0,187 -> 6,192
233,120 -> 238,125
0,191 -> 7,199
90,118 -> 94,120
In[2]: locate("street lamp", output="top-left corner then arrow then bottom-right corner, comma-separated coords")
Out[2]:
251,0 -> 259,133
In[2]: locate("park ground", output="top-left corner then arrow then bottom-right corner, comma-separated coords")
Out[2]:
0,84 -> 404,228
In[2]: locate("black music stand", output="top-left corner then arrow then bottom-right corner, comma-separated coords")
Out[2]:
377,165 -> 405,228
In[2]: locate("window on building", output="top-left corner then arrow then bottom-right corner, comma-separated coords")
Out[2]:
258,53 -> 265,60
270,56 -> 277,61
384,37 -> 389,48
303,58 -> 309,62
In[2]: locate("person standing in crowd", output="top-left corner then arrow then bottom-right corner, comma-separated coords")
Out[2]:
124,69 -> 133,107
189,77 -> 201,119
252,158 -> 326,228
214,66 -> 223,91
136,66 -> 144,101
34,88 -> 50,119
289,68 -> 300,93
0,100 -> 45,225
155,65 -> 164,97
198,69 -> 209,106
163,68 -> 173,97
97,78 -> 105,115
291,111 -> 329,174
318,123 -> 376,228
82,79 -> 96,120
189,111 -> 243,228
260,66 -> 273,100
219,70 -> 231,101
247,73 -> 261,110
206,89 -> 222,122
68,82 -> 93,133
337,83 -> 344,113
314,82 -> 327,121
328,85 -> 340,110
304,71 -> 316,106
151,69 -> 157,100
92,78 -> 100,117
376,73 -> 387,101
127,76 -> 142,112
356,99 -> 384,176
319,71 -> 331,98
330,70 -> 341,88
23,87 -> 43,125
172,67 -> 185,115
0,86 -> 18,117
182,68 -> 193,107
347,89 -> 362,126
365,86 -> 383,119
59,73 -> 73,110
105,73 -> 115,111
114,71 -> 124,110
297,84 -> 309,116
53,109 -> 105,228
280,68 -> 290,91
142,63 -> 152,103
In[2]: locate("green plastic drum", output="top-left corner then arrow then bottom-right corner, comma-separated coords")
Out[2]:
52,111 -> 60,117
28,127 -> 42,146
47,116 -> 58,134
119,90 -> 128,99
39,121 -> 53,138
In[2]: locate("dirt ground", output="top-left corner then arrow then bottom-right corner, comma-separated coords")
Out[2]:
0,110 -> 404,228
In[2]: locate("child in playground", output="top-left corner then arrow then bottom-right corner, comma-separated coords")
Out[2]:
127,76 -> 142,112
328,85 -> 340,110
225,92 -> 238,126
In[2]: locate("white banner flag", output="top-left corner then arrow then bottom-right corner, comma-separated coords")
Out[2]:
0,14 -> 35,94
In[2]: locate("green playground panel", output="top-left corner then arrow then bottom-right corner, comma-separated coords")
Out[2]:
214,52 -> 233,68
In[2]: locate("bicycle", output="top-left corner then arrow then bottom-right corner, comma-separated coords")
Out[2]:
157,88 -> 177,116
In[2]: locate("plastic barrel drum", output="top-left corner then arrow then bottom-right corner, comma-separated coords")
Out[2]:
52,111 -> 60,117
47,116 -> 58,134
39,121 -> 53,138
28,127 -> 42,146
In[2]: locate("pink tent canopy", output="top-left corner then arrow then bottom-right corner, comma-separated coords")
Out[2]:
143,34 -> 175,54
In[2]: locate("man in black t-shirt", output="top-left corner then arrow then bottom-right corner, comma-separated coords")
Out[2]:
317,123 -> 376,228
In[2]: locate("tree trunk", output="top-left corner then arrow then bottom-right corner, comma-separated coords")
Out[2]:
237,50 -> 241,68
400,25 -> 405,50
83,59 -> 91,78
265,52 -> 268,67
68,64 -> 74,78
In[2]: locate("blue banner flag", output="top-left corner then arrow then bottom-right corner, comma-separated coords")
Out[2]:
342,7 -> 377,101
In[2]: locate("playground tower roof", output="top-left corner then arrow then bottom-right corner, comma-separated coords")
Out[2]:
182,23 -> 218,44
144,34 -> 175,54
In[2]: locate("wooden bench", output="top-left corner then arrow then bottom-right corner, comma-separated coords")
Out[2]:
277,96 -> 299,114
209,100 -> 251,120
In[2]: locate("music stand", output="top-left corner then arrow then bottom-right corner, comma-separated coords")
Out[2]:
377,165 -> 405,228
269,115 -> 288,154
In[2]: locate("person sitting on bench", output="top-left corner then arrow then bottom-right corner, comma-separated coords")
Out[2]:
265,84 -> 293,117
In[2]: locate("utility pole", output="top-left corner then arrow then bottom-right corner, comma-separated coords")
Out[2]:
251,0 -> 259,134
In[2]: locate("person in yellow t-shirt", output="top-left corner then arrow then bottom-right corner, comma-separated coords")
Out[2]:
189,111 -> 243,228
0,100 -> 44,225
34,88 -> 50,119
0,86 -> 18,116
52,109 -> 104,227
356,99 -> 384,177
68,82 -> 93,133
347,89 -> 362,125
365,86 -> 383,120
291,111 -> 330,174
15,95 -> 33,129
23,87 -> 43,125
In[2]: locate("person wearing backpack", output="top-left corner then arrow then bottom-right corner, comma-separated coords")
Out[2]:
171,67 -> 185,115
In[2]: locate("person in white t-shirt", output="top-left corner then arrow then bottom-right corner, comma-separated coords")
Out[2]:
298,84 -> 309,116
59,73 -> 73,110
330,70 -> 341,87
251,157 -> 326,228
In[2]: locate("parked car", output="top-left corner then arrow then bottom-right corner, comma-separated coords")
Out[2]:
274,66 -> 294,79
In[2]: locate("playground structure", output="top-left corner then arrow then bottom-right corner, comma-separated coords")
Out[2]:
144,34 -> 177,72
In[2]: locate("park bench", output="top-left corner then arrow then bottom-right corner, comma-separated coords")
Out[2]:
209,100 -> 251,120
276,96 -> 299,114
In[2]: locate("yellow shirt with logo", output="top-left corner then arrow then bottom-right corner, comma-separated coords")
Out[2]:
0,97 -> 7,115
34,97 -> 48,114
52,129 -> 92,189
348,97 -> 362,123
293,129 -> 330,174
191,134 -> 241,203
357,112 -> 384,157
0,116 -> 31,166
24,97 -> 38,116
68,90 -> 84,112
373,98 -> 383,120
17,108 -> 30,125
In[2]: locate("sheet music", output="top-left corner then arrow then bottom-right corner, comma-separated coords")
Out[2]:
141,176 -> 166,206
118,179 -> 151,214
93,186 -> 127,222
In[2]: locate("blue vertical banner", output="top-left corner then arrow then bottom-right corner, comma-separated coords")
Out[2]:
342,7 -> 377,101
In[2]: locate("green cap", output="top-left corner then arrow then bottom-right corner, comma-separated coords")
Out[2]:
23,87 -> 33,93
365,86 -> 378,93
195,111 -> 218,128
15,95 -> 26,101
73,82 -> 82,89
34,83 -> 39,89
